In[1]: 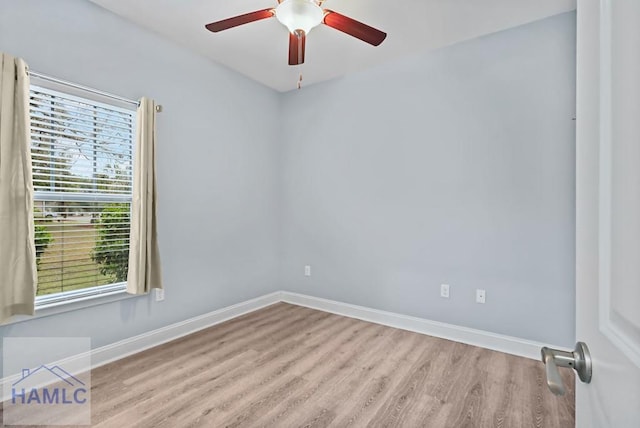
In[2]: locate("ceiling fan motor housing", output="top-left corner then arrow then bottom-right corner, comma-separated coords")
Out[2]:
275,0 -> 324,34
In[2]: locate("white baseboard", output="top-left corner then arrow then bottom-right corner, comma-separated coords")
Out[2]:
90,290 -> 558,363
2,289 -> 562,401
280,291 -> 563,360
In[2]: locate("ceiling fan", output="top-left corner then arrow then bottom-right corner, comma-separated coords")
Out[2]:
205,0 -> 387,66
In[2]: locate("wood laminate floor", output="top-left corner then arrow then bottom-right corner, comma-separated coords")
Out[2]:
1,303 -> 575,427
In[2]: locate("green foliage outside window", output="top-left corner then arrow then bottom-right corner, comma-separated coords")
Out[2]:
34,210 -> 53,267
92,203 -> 130,282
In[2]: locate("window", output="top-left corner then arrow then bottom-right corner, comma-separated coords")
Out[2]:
30,85 -> 135,307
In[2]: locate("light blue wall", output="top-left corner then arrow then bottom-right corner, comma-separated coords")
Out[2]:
0,0 -> 576,367
279,12 -> 576,346
0,0 -> 282,365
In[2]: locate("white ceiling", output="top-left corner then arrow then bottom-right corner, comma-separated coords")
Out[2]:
89,0 -> 576,92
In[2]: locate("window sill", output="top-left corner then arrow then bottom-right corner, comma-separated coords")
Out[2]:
36,283 -> 128,309
3,285 -> 143,326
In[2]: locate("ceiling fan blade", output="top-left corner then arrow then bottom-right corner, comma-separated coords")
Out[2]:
323,10 -> 386,46
288,30 -> 306,65
205,9 -> 274,33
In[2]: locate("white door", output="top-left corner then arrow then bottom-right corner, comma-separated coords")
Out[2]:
575,0 -> 640,426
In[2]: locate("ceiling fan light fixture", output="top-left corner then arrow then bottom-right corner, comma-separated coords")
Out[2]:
275,0 -> 324,34
205,0 -> 387,68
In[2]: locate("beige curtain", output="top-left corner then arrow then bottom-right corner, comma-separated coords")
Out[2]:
127,97 -> 163,294
0,53 -> 37,323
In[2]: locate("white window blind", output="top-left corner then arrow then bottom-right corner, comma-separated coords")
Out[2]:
30,85 -> 135,305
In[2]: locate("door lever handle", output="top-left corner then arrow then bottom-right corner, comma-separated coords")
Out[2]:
541,342 -> 592,395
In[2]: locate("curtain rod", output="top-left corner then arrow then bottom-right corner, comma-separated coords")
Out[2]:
28,70 -> 163,112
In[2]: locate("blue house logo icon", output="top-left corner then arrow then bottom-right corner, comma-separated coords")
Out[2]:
12,365 -> 88,405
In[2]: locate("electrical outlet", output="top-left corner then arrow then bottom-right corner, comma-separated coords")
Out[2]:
304,265 -> 311,276
476,289 -> 486,304
155,288 -> 165,302
440,284 -> 450,298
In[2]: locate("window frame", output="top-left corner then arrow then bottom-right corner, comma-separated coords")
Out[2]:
29,82 -> 137,311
